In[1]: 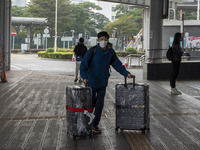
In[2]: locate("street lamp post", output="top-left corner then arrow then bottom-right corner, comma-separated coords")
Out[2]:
71,30 -> 74,47
198,0 -> 200,20
113,31 -> 116,50
62,31 -> 66,49
54,0 -> 58,52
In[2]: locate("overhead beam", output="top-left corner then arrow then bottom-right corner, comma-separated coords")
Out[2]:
97,0 -> 150,7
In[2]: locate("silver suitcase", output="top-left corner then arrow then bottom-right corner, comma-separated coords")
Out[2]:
115,77 -> 150,133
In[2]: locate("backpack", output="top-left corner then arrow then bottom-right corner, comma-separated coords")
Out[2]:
166,46 -> 173,61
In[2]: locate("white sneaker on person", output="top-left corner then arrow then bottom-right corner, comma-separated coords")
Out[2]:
171,88 -> 182,95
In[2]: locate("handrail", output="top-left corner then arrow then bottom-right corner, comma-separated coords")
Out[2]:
126,53 -> 144,67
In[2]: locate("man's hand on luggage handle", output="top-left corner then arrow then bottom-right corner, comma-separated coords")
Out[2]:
127,73 -> 134,78
83,79 -> 89,85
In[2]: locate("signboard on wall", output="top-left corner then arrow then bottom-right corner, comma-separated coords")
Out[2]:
61,37 -> 72,41
170,36 -> 200,49
186,37 -> 200,49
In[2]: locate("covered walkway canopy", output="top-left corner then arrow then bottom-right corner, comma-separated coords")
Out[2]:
11,17 -> 48,50
12,17 -> 47,26
98,0 -> 150,7
0,0 -> 199,81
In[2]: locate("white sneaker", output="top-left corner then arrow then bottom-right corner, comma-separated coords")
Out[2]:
171,88 -> 182,95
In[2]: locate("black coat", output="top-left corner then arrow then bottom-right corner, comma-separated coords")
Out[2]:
172,44 -> 183,61
74,43 -> 87,58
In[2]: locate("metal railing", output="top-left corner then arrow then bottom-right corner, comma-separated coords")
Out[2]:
126,54 -> 145,68
146,49 -> 200,63
125,49 -> 200,67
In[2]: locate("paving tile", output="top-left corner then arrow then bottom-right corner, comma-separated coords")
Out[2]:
1,70 -> 200,150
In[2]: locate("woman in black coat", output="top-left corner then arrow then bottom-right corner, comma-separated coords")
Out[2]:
170,32 -> 183,95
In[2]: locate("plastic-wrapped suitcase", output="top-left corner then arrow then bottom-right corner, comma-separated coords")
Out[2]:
115,77 -> 150,133
66,85 -> 93,139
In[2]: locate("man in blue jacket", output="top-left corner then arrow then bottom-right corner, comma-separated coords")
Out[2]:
80,31 -> 133,133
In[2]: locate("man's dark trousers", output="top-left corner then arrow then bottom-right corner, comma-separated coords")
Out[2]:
91,87 -> 106,127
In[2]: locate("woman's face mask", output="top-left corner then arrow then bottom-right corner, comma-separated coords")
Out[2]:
99,40 -> 108,48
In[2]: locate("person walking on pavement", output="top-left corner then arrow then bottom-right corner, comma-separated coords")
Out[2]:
170,32 -> 183,95
80,31 -> 133,133
74,37 -> 87,83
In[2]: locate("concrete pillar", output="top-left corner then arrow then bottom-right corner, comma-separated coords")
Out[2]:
0,0 -> 11,71
143,8 -> 150,60
27,25 -> 31,49
5,0 -> 11,70
148,0 -> 163,63
0,1 -> 4,46
143,0 -> 163,79
143,8 -> 151,80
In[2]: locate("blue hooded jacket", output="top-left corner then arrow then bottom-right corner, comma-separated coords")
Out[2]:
80,44 -> 129,89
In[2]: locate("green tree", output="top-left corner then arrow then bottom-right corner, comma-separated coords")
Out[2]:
71,2 -> 109,36
104,7 -> 142,41
11,6 -> 30,49
127,8 -> 143,30
107,5 -> 143,35
26,1 -> 109,46
27,0 -> 72,38
177,11 -> 197,20
104,5 -> 143,49
114,4 -> 130,18
12,6 -> 29,17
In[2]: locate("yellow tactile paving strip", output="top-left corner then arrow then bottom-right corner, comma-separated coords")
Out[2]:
124,131 -> 154,150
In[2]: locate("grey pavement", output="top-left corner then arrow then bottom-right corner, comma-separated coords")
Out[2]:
1,55 -> 200,149
10,53 -> 142,80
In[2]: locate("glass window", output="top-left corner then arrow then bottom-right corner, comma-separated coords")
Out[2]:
112,7 -> 115,12
112,16 -> 115,20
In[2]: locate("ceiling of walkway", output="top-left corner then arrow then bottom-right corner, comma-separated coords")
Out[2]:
99,0 -> 196,7
98,0 -> 150,7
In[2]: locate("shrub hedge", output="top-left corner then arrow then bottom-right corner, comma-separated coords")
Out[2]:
38,50 -> 73,59
125,47 -> 137,53
38,47 -> 142,59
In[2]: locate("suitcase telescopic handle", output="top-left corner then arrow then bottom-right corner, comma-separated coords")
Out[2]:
124,76 -> 135,87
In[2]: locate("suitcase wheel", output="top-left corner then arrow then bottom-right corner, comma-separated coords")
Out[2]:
73,136 -> 77,140
115,127 -> 119,133
142,129 -> 145,134
67,132 -> 70,136
147,128 -> 150,133
89,133 -> 92,139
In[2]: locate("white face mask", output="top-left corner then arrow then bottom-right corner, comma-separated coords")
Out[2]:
99,40 -> 108,48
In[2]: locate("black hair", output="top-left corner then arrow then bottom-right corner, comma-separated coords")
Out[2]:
97,31 -> 109,39
173,32 -> 182,46
79,38 -> 84,43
